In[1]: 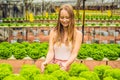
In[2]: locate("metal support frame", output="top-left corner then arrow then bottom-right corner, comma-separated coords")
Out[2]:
82,0 -> 86,43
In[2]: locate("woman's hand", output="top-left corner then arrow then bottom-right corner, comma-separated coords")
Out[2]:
41,62 -> 47,73
60,62 -> 68,71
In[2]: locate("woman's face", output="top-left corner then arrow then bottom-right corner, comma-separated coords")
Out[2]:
60,9 -> 70,28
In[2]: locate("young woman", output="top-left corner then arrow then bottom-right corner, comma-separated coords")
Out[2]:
41,4 -> 82,72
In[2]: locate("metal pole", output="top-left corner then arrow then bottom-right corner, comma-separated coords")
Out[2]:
82,0 -> 85,43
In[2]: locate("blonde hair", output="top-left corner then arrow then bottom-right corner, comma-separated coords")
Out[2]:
53,4 -> 76,46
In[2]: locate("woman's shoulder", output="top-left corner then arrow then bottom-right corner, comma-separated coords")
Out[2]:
50,28 -> 56,34
49,28 -> 57,37
75,29 -> 82,36
74,29 -> 82,42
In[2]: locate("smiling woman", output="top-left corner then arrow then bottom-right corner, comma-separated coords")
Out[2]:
41,4 -> 82,73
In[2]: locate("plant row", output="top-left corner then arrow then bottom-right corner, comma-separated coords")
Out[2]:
0,23 -> 120,28
0,42 -> 48,60
78,43 -> 120,60
2,14 -> 120,21
0,42 -> 120,60
0,62 -> 120,80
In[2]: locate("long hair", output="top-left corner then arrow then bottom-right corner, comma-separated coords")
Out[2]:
53,4 -> 75,46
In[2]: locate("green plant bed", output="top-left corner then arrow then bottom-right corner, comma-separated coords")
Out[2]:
0,62 -> 120,80
0,42 -> 119,61
78,44 -> 120,61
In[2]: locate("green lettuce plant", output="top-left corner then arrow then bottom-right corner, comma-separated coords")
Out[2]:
28,48 -> 41,60
20,64 -> 41,80
91,49 -> 104,61
27,43 -> 43,62
93,65 -> 112,80
44,64 -> 60,74
79,71 -> 100,80
0,42 -> 11,48
21,41 -> 30,47
3,74 -> 26,80
103,68 -> 120,80
0,45 -> 12,59
78,49 -> 88,59
68,63 -> 89,77
77,44 -> 93,59
39,42 -> 48,57
103,77 -> 117,80
68,76 -> 86,80
0,63 -> 12,71
34,74 -> 58,80
104,50 -> 119,60
51,70 -> 69,80
13,48 -> 27,59
0,63 -> 12,80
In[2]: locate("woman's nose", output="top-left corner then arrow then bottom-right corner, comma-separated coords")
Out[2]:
63,19 -> 67,21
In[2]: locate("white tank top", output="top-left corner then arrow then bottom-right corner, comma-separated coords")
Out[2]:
54,43 -> 72,60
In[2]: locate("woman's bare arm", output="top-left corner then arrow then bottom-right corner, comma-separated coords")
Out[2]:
43,29 -> 55,64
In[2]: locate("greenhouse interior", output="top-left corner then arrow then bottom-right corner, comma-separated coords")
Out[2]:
0,0 -> 120,80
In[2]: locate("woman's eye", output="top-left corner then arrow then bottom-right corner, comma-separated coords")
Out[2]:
60,17 -> 64,19
60,17 -> 70,19
66,17 -> 70,19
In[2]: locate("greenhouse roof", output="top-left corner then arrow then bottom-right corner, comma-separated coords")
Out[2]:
0,0 -> 119,6
32,0 -> 119,6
